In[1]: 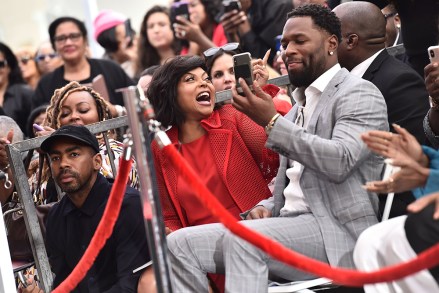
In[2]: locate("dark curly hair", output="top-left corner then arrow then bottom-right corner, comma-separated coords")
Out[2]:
137,6 -> 181,77
48,17 -> 88,50
0,42 -> 24,85
287,4 -> 342,43
147,55 -> 207,128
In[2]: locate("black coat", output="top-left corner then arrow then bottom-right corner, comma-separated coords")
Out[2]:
31,58 -> 134,109
362,50 -> 430,144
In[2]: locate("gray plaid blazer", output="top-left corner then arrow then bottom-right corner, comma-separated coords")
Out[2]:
261,68 -> 389,268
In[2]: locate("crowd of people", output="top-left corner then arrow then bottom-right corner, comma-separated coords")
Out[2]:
0,0 -> 438,292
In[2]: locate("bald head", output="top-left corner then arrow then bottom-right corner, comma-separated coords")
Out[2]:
333,2 -> 386,43
333,1 -> 386,70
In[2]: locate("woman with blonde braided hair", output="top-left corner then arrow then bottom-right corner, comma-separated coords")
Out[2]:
29,81 -> 139,204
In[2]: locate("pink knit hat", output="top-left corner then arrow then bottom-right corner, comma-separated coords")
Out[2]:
93,10 -> 127,40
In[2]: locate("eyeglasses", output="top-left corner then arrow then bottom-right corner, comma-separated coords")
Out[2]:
18,56 -> 33,65
0,60 -> 7,68
383,12 -> 397,20
35,53 -> 58,62
203,43 -> 240,58
53,32 -> 83,44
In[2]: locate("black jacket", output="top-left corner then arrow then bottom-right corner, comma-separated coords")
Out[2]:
31,58 -> 134,109
1,83 -> 33,136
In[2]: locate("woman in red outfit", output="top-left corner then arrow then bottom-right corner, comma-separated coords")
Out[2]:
148,55 -> 282,231
139,55 -> 286,293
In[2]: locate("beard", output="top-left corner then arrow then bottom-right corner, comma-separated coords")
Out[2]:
55,169 -> 85,194
287,54 -> 327,88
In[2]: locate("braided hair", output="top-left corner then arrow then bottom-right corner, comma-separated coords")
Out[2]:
44,81 -> 112,129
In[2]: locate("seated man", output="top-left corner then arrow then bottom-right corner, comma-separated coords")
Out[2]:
333,1 -> 430,218
43,125 -> 150,292
167,5 -> 388,292
357,125 -> 439,292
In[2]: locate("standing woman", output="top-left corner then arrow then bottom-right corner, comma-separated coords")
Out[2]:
137,6 -> 180,77
174,0 -> 227,56
0,43 -> 32,136
34,40 -> 63,76
32,16 -> 134,112
15,47 -> 41,90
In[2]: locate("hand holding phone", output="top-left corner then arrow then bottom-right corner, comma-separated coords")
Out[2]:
233,52 -> 253,93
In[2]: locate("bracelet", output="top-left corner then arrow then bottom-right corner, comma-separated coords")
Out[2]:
265,113 -> 281,135
1,163 -> 10,172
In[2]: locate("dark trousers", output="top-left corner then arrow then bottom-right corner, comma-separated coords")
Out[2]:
405,203 -> 439,283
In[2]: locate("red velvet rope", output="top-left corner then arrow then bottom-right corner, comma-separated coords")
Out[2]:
162,144 -> 439,287
52,158 -> 133,293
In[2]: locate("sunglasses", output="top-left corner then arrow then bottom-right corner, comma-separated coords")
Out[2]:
0,60 -> 7,68
53,32 -> 83,44
383,12 -> 397,20
203,43 -> 240,58
18,56 -> 33,65
35,53 -> 58,62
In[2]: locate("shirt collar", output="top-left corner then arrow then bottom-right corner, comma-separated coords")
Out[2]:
350,49 -> 384,77
293,64 -> 341,106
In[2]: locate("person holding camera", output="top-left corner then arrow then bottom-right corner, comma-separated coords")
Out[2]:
219,0 -> 293,64
173,0 -> 228,56
166,5 -> 387,292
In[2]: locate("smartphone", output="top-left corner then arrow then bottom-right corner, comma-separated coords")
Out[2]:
171,2 -> 190,23
428,45 -> 439,63
233,52 -> 253,92
223,0 -> 241,13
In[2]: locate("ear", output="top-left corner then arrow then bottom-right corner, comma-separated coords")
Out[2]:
93,153 -> 102,171
345,33 -> 359,50
327,34 -> 338,53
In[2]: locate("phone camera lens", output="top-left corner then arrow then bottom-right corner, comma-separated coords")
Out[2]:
431,50 -> 435,58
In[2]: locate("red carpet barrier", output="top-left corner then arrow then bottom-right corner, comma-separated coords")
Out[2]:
161,144 -> 439,287
52,158 -> 133,293
51,141 -> 439,291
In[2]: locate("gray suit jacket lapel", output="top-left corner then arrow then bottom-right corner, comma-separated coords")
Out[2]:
307,68 -> 349,134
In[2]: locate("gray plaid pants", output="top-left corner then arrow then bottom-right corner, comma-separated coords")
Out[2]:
167,213 -> 329,293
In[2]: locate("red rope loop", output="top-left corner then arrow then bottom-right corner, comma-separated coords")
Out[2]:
162,144 -> 439,287
52,158 -> 133,293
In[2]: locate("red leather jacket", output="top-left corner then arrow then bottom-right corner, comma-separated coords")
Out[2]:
152,105 -> 283,231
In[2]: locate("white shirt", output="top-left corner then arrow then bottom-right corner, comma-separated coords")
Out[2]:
350,49 -> 384,77
281,64 -> 342,215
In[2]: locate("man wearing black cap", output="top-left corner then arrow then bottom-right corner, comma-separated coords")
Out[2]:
42,125 -> 150,292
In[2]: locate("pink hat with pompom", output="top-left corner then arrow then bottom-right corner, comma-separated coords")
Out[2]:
93,10 -> 126,40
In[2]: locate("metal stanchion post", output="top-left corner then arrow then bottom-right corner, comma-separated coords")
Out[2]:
120,86 -> 173,293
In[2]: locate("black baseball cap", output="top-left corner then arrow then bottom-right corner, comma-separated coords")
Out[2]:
40,125 -> 100,154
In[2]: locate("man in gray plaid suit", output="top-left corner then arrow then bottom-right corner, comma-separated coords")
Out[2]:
167,4 -> 389,292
